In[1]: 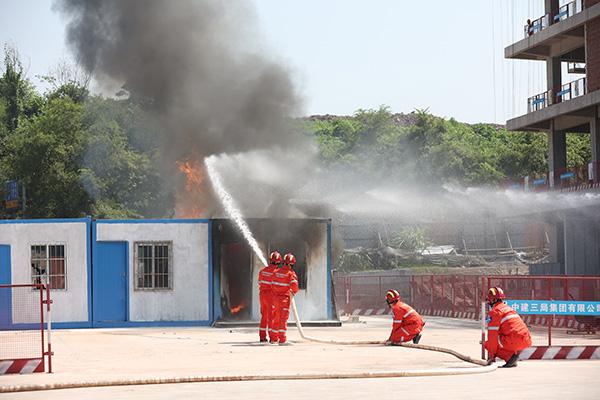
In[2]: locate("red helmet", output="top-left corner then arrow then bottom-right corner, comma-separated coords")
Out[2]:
385,289 -> 400,305
486,287 -> 506,304
269,251 -> 282,265
283,253 -> 296,266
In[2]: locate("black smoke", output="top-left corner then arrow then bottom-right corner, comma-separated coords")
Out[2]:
53,0 -> 306,216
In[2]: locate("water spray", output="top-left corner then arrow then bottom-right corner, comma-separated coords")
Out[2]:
205,155 -> 268,267
205,154 -> 492,369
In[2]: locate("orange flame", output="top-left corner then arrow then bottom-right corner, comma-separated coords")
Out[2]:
230,304 -> 244,314
175,156 -> 206,218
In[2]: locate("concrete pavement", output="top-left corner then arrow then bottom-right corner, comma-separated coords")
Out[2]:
1,316 -> 599,399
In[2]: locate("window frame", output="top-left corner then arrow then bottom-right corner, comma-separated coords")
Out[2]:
133,241 -> 174,291
30,243 -> 68,291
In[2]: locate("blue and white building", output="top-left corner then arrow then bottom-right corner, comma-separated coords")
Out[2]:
0,217 -> 333,328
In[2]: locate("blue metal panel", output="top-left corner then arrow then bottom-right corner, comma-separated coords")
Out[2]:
95,219 -> 210,224
208,219 -> 214,323
326,220 -> 332,320
93,242 -> 128,324
0,245 -> 12,328
0,217 -> 91,224
87,218 -> 93,324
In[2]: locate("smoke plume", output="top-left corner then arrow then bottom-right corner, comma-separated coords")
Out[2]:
54,0 -> 306,216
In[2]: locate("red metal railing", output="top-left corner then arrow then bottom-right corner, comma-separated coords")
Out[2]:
0,284 -> 52,374
507,161 -> 600,193
334,273 -> 600,326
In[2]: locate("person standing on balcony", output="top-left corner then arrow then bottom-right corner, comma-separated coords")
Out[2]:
385,289 -> 425,345
484,287 -> 532,368
258,251 -> 282,343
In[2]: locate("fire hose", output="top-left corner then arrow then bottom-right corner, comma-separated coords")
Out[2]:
290,297 -> 491,367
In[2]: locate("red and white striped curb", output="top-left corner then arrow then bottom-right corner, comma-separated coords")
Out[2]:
0,359 -> 44,374
519,346 -> 600,360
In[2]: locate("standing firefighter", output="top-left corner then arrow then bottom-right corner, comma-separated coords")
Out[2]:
258,251 -> 282,343
270,252 -> 299,345
385,289 -> 425,345
484,287 -> 532,368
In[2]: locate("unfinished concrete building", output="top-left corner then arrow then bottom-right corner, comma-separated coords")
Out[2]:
505,0 -> 600,275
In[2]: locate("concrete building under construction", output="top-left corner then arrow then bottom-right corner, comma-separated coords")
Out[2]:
505,0 -> 600,275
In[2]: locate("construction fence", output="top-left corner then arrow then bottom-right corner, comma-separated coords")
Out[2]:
0,284 -> 51,374
334,272 -> 600,330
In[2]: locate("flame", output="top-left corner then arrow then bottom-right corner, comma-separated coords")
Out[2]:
175,155 -> 205,218
230,304 -> 244,314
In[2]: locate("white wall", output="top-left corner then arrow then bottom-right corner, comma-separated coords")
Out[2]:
0,222 -> 89,323
251,224 -> 329,321
96,222 -> 210,322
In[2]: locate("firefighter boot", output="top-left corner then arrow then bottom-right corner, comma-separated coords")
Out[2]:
412,333 -> 422,344
503,353 -> 519,368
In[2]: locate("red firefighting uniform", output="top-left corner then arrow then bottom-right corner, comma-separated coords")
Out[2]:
270,266 -> 299,343
485,301 -> 532,362
258,263 -> 277,341
389,301 -> 424,343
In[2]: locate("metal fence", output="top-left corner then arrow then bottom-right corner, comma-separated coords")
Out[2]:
334,273 -> 600,326
334,273 -> 411,315
0,284 -> 51,374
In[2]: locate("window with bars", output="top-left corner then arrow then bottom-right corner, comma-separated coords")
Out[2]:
134,242 -> 172,290
31,244 -> 66,290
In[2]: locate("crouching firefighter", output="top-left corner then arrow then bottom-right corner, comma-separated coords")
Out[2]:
270,253 -> 299,345
385,289 -> 425,345
258,251 -> 282,343
484,287 -> 532,368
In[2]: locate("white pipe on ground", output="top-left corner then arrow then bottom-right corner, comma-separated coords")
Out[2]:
291,298 -> 490,367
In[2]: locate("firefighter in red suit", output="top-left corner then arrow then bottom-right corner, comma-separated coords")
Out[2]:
385,289 -> 425,345
258,251 -> 282,342
484,287 -> 532,368
270,253 -> 299,345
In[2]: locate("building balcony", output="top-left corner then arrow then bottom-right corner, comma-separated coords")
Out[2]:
509,78 -> 600,132
523,1 -> 583,38
506,0 -> 600,62
526,77 -> 587,113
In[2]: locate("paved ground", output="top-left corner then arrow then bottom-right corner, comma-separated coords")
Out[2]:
1,316 -> 599,399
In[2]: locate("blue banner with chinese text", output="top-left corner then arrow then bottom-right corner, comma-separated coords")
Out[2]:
506,300 -> 600,316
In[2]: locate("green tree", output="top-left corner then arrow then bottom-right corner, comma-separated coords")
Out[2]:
3,97 -> 90,217
0,44 -> 43,135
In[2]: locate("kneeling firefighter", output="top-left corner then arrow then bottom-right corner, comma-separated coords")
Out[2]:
385,289 -> 425,345
484,287 -> 532,368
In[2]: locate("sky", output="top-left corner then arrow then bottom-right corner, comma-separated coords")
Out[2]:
0,1 -> 579,124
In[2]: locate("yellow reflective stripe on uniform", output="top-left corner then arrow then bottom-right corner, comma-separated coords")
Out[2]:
393,319 -> 403,323
290,280 -> 298,284
261,272 -> 273,276
404,309 -> 414,318
258,280 -> 271,285
500,314 -> 520,324
487,326 -> 500,331
401,327 -> 409,335
498,336 -> 503,348
271,282 -> 290,286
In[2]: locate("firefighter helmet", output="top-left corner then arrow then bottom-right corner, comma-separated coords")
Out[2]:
486,287 -> 506,304
269,251 -> 283,265
283,253 -> 296,266
385,289 -> 401,305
